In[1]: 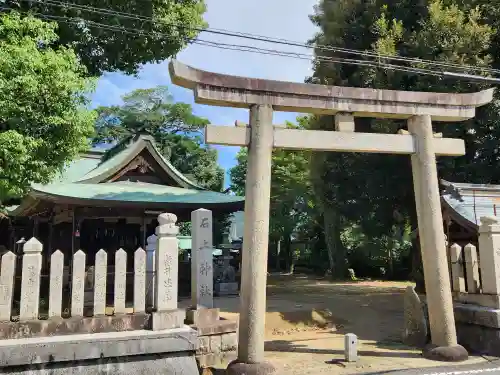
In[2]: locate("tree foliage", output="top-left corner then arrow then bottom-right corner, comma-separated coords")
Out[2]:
229,121 -> 314,270
0,12 -> 96,202
3,0 -> 207,75
306,0 -> 497,279
93,86 -> 225,191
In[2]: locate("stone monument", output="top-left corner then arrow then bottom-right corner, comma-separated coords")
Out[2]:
151,213 -> 185,330
187,208 -> 220,325
215,248 -> 238,296
403,286 -> 429,347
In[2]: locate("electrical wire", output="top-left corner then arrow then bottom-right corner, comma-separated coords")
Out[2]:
13,0 -> 500,76
0,6 -> 448,79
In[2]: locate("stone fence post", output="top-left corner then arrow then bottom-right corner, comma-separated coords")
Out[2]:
151,213 -> 184,330
478,216 -> 500,295
146,233 -> 157,309
20,238 -> 43,320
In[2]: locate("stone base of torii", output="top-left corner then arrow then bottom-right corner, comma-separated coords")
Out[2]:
169,60 -> 494,374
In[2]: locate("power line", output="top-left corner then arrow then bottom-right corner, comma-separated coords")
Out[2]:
194,40 -> 443,77
14,0 -> 500,77
1,6 -> 446,78
5,6 -> 500,82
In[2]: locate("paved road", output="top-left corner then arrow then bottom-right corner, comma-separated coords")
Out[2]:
363,360 -> 500,375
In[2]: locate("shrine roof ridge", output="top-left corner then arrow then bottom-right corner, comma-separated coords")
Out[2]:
169,60 -> 494,113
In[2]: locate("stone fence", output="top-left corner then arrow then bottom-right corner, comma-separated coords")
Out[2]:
0,209 -> 237,374
448,216 -> 500,356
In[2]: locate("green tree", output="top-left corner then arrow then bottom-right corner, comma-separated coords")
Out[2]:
4,0 -> 207,75
0,12 -> 96,203
229,121 -> 313,271
93,86 -> 225,191
308,0 -> 495,279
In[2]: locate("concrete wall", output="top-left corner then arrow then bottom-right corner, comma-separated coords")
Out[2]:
455,303 -> 500,357
192,319 -> 238,368
0,327 -> 199,375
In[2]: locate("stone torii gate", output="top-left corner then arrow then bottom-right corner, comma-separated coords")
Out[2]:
169,60 -> 493,374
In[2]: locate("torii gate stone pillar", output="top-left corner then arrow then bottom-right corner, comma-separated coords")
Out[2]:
169,60 -> 494,373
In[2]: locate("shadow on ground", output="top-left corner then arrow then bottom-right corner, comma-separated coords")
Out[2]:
265,339 -> 422,359
265,274 -> 411,343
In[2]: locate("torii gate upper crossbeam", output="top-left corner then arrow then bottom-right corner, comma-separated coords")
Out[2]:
169,60 -> 493,121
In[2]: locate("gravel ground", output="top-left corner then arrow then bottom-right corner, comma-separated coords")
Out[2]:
201,275 -> 496,374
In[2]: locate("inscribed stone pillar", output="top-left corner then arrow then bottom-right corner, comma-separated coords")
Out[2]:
191,209 -> 214,309
19,238 -> 43,320
238,104 -> 274,364
114,249 -> 127,314
0,251 -> 16,321
154,213 -> 179,311
478,216 -> 500,295
49,250 -> 64,318
450,244 -> 466,293
133,248 -> 147,313
94,249 -> 107,316
408,115 -> 463,356
71,250 -> 86,317
146,234 -> 157,308
464,244 -> 480,294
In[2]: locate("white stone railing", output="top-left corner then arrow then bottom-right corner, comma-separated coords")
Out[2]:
449,216 -> 500,308
0,243 -> 150,321
0,212 -> 185,323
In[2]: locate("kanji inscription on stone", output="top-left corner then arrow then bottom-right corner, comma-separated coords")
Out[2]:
191,209 -> 214,308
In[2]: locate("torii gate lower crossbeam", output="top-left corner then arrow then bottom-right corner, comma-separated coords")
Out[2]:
169,60 -> 494,374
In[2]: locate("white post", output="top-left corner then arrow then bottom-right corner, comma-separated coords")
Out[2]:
478,216 -> 500,295
20,237 -> 43,320
134,248 -> 147,313
450,244 -> 466,293
114,249 -> 127,314
146,234 -> 157,309
154,213 -> 178,310
344,333 -> 358,362
191,208 -> 214,309
0,251 -> 16,321
94,249 -> 107,316
151,213 -> 184,330
48,250 -> 64,318
464,244 -> 480,293
71,250 -> 86,317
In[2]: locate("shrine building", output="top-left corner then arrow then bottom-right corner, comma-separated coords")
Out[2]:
440,180 -> 500,248
2,134 -> 244,267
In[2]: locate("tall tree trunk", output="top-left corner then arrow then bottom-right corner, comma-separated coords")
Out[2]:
408,200 -> 425,293
411,235 -> 426,293
323,203 -> 346,279
276,239 -> 281,272
388,245 -> 394,279
283,234 -> 293,274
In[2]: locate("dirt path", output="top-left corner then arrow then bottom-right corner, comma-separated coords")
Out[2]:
203,275 -> 492,374
215,276 -> 413,342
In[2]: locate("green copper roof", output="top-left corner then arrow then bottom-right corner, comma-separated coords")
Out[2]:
9,135 -> 244,216
55,155 -> 101,183
31,181 -> 244,205
76,135 -> 202,189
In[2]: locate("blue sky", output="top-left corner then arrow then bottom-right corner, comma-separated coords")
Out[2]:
91,0 -> 319,187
